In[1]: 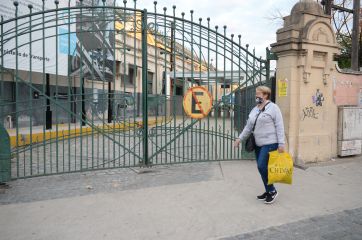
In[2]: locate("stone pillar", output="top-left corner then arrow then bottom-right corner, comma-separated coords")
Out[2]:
271,0 -> 340,163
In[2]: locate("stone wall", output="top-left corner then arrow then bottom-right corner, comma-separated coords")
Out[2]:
332,68 -> 362,106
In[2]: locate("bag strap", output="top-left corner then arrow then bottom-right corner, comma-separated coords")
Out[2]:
252,102 -> 270,131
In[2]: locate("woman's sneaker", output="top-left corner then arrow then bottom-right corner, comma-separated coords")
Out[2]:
257,192 -> 268,201
264,191 -> 278,204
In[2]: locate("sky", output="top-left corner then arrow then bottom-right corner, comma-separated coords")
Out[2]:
124,0 -> 302,58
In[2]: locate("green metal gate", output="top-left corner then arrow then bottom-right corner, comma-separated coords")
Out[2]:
0,0 -> 271,180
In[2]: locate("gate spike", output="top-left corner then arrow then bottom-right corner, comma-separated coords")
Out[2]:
55,0 -> 59,5
154,1 -> 157,6
13,1 -> 19,6
207,17 -> 210,22
181,12 -> 185,17
163,7 -> 167,12
28,4 -> 33,9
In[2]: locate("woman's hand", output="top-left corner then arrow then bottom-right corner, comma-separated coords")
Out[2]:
278,146 -> 285,153
234,138 -> 241,148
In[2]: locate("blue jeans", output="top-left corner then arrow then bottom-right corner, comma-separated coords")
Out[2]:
255,143 -> 279,193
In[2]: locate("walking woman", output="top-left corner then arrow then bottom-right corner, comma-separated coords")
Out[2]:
234,86 -> 285,204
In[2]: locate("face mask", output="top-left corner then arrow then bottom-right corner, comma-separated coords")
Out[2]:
255,97 -> 264,104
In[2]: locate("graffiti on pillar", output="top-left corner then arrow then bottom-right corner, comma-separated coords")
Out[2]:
338,80 -> 353,87
302,106 -> 319,120
312,89 -> 324,107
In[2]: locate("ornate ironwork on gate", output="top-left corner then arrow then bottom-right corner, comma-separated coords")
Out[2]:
0,0 -> 272,180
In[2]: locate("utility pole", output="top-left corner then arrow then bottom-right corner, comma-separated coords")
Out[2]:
352,0 -> 360,70
323,0 -> 332,15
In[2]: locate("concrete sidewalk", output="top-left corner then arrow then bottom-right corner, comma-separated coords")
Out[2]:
0,156 -> 361,240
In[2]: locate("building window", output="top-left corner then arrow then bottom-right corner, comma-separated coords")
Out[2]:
128,67 -> 135,86
147,71 -> 154,94
175,86 -> 183,95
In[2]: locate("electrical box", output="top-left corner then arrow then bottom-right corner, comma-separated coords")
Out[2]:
337,106 -> 362,157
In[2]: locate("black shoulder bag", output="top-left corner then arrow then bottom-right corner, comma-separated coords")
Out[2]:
244,102 -> 270,152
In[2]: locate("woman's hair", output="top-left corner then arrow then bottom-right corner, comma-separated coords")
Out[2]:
256,86 -> 271,100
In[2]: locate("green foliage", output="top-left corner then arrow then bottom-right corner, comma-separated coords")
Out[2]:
336,34 -> 352,69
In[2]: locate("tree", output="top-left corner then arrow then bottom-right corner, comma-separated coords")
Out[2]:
336,33 -> 352,68
319,0 -> 362,69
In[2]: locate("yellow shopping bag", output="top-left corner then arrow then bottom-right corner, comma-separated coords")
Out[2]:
268,151 -> 293,185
